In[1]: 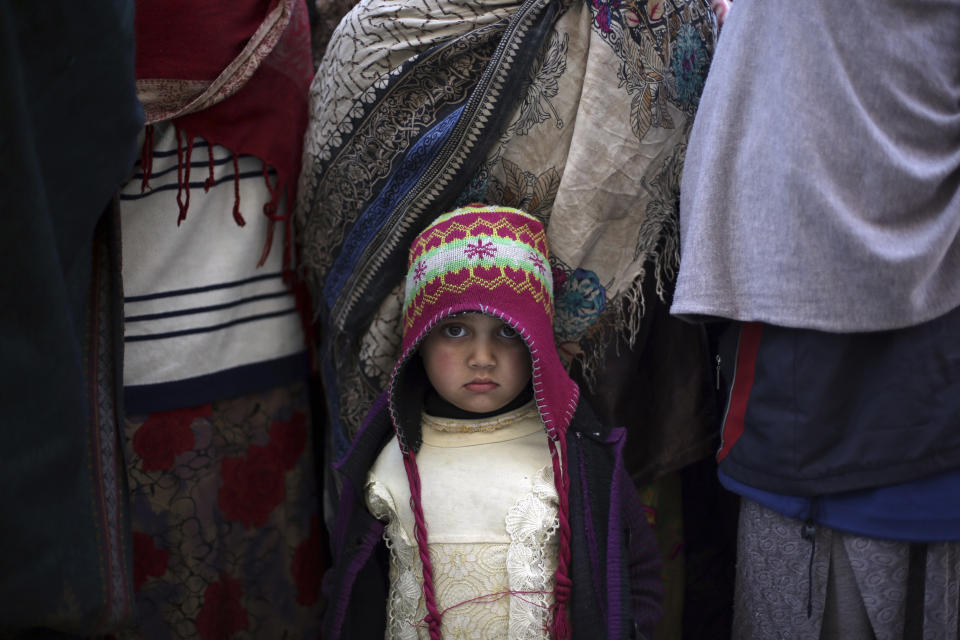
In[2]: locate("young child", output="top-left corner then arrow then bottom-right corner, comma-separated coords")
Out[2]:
322,205 -> 663,639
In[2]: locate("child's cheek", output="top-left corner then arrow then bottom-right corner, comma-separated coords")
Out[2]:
426,344 -> 458,370
435,347 -> 460,367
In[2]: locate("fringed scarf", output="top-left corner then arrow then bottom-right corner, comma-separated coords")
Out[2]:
134,0 -> 313,271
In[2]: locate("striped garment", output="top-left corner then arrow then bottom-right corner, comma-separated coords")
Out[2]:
119,123 -> 307,413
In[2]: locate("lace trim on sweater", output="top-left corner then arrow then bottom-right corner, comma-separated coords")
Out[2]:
366,465 -> 559,639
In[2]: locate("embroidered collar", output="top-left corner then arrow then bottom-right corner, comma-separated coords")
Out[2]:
423,400 -> 539,434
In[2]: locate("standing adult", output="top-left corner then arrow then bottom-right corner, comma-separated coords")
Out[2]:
116,1 -> 324,637
0,1 -> 142,635
673,1 -> 960,638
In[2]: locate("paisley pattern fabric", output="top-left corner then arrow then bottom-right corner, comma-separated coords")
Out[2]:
116,383 -> 322,640
295,0 -> 716,456
734,499 -> 960,640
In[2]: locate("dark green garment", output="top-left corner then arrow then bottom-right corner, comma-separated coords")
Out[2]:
0,0 -> 142,635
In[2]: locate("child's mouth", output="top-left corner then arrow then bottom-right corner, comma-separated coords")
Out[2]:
464,380 -> 498,392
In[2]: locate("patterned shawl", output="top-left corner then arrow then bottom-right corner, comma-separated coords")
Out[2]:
295,0 -> 717,460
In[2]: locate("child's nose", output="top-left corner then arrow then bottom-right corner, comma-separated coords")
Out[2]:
467,338 -> 496,368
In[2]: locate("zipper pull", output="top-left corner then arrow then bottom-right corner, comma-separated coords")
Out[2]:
715,354 -> 722,390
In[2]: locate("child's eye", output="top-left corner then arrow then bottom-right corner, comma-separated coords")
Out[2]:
442,324 -> 466,338
498,324 -> 519,339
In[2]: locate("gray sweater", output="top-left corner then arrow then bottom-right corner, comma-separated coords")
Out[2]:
671,0 -> 960,331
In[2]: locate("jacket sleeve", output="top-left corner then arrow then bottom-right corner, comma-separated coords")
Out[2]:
618,463 -> 663,639
321,397 -> 392,638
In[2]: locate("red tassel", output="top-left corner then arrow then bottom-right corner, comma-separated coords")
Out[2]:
140,124 -> 154,193
261,164 -> 281,219
184,136 -> 194,218
175,128 -> 185,225
177,132 -> 194,225
231,153 -> 246,227
259,219 -> 277,268
204,144 -> 215,192
257,164 -> 284,267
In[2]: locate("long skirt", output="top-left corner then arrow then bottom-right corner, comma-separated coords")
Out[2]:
117,382 -> 323,640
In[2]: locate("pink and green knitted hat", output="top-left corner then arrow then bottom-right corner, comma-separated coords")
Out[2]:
389,203 -> 579,451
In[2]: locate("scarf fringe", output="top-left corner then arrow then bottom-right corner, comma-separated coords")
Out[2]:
204,145 -> 216,192
231,153 -> 246,226
576,221 -> 680,386
138,123 -> 292,256
138,123 -> 316,370
175,130 -> 194,225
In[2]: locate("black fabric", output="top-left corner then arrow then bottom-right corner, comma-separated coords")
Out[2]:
321,397 -> 393,639
571,273 -> 719,486
902,543 -> 927,640
721,305 -> 960,496
390,352 -> 431,452
0,0 -> 142,633
680,456 -> 738,640
568,404 -> 613,638
125,351 -> 311,414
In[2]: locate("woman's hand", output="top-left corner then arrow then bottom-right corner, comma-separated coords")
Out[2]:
711,0 -> 730,29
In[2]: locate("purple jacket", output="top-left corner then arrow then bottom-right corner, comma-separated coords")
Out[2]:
321,393 -> 663,639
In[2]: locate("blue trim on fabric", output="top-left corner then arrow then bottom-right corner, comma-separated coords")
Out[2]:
322,104 -> 467,310
124,291 -> 291,322
124,272 -> 284,302
719,468 -> 960,542
124,308 -> 298,341
124,351 -> 309,414
718,470 -> 811,521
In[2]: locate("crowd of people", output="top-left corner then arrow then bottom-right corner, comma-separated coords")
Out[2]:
2,0 -> 957,638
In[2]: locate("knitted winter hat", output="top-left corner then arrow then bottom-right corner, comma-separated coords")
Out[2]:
388,204 -> 579,640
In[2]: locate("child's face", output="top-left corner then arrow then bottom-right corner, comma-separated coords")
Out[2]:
419,313 -> 532,414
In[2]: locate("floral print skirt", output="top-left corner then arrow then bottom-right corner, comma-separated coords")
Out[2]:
117,382 -> 323,640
